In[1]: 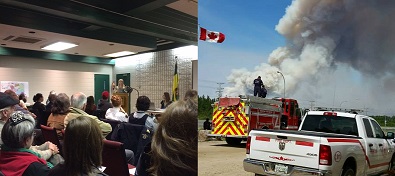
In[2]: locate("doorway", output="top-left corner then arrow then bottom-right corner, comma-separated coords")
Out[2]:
94,74 -> 110,105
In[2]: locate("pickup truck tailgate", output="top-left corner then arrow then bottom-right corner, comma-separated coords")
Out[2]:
249,130 -> 321,169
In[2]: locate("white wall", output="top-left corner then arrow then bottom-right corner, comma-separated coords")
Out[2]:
0,56 -> 113,104
114,46 -> 197,112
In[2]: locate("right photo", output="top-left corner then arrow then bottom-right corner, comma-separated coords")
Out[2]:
198,0 -> 395,176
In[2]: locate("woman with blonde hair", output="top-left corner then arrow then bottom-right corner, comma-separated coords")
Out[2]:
48,115 -> 107,176
136,100 -> 197,176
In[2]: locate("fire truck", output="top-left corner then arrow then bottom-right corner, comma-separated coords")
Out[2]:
209,96 -> 302,145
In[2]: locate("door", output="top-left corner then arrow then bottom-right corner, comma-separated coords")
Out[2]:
116,73 -> 130,87
94,74 -> 110,105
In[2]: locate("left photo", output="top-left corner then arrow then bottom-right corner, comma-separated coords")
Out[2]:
0,1 -> 198,175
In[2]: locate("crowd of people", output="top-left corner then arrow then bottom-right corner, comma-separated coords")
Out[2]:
0,88 -> 198,176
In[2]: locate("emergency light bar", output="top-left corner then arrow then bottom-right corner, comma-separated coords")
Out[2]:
314,107 -> 363,114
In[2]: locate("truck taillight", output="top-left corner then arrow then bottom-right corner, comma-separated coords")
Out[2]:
323,112 -> 337,116
246,136 -> 251,154
319,144 -> 332,165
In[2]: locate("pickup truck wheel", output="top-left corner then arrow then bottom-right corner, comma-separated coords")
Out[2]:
225,137 -> 242,145
341,167 -> 355,176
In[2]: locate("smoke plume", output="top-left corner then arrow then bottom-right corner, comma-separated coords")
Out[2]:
224,0 -> 395,98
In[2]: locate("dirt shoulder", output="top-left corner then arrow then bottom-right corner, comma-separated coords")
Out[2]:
198,140 -> 253,176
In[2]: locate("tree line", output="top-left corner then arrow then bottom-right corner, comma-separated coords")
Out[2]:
198,95 -> 215,120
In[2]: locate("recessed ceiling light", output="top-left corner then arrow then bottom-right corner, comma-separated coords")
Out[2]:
104,51 -> 135,57
41,42 -> 78,51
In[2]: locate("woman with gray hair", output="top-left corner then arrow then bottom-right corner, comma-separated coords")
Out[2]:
0,111 -> 51,175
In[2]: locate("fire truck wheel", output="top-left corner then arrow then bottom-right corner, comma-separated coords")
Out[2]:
225,137 -> 242,145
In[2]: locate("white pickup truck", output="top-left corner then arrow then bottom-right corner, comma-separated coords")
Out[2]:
243,110 -> 395,176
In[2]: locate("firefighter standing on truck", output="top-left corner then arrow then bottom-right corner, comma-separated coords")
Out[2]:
253,76 -> 263,97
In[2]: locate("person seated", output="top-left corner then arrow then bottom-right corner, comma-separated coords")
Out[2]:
32,93 -> 46,129
85,96 -> 97,115
48,115 -> 108,176
129,96 -> 157,131
135,100 -> 197,176
47,93 -> 70,140
105,95 -> 128,122
64,92 -> 112,138
0,112 -> 52,175
97,91 -> 113,113
160,92 -> 172,109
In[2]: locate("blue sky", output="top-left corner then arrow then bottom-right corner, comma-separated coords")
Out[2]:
198,0 -> 292,98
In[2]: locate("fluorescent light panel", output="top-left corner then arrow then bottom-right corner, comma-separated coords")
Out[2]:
42,42 -> 78,51
104,51 -> 135,57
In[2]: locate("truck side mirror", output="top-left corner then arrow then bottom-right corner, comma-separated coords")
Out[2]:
387,132 -> 394,139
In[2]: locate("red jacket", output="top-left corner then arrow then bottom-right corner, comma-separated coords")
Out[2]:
0,151 -> 47,175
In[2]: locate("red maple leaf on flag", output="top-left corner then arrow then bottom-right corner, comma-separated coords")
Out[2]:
208,32 -> 218,40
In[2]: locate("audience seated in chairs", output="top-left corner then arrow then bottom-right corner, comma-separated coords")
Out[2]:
135,100 -> 197,176
47,93 -> 70,140
64,92 -> 112,138
105,95 -> 129,122
0,93 -> 61,165
0,112 -> 52,175
48,115 -> 108,176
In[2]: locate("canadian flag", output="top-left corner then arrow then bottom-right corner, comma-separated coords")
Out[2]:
199,27 -> 225,43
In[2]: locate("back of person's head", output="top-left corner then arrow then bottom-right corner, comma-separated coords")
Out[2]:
18,93 -> 27,102
87,96 -> 94,105
52,93 -> 70,115
110,95 -> 122,107
136,96 -> 150,111
1,111 -> 35,148
47,93 -> 57,103
33,93 -> 43,102
71,92 -> 87,110
163,92 -> 170,102
149,100 -> 197,176
4,90 -> 18,101
102,91 -> 109,100
63,115 -> 103,176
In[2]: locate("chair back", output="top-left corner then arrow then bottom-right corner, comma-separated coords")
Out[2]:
40,125 -> 63,155
102,139 -> 130,176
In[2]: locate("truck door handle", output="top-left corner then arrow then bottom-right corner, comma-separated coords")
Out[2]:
369,143 -> 373,147
379,144 -> 383,147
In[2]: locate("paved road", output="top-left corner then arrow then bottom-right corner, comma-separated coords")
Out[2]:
198,140 -> 253,176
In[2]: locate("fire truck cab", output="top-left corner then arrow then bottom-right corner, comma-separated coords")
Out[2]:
209,96 -> 302,145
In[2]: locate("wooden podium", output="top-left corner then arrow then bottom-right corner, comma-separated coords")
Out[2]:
113,93 -> 130,114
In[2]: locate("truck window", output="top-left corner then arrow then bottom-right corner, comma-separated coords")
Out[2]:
290,101 -> 295,116
370,120 -> 385,138
301,115 -> 358,135
285,102 -> 289,113
363,118 -> 374,138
